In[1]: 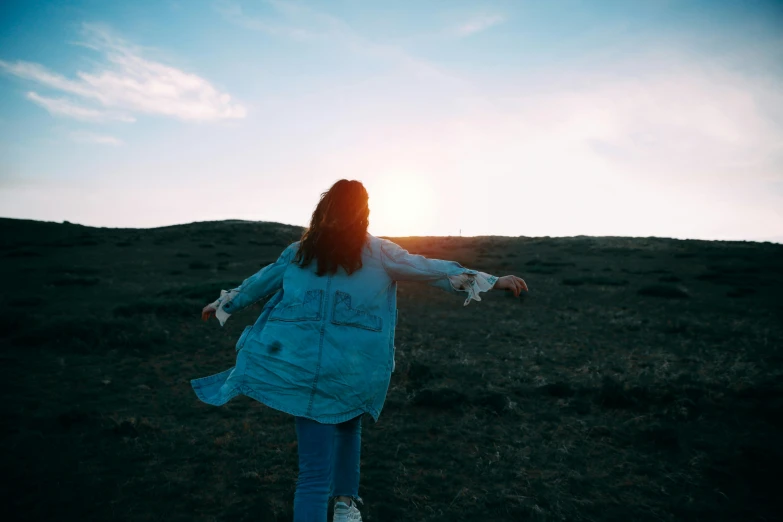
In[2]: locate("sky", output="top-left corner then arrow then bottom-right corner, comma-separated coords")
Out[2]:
1,0 -> 782,241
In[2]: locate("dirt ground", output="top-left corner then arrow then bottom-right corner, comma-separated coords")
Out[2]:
1,217 -> 781,522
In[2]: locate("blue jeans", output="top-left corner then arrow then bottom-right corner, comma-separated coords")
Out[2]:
293,414 -> 363,522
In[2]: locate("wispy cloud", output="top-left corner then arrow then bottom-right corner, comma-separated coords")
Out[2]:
216,1 -> 461,83
454,14 -> 505,37
26,91 -> 135,122
0,24 -> 246,122
214,0 -> 314,40
70,131 -> 122,146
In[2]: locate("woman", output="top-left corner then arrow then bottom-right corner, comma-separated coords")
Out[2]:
192,179 -> 527,522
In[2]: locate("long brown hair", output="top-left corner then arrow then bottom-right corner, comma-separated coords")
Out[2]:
294,179 -> 370,276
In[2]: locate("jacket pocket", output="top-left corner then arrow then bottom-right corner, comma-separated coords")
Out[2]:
236,325 -> 253,352
331,291 -> 383,332
269,289 -> 323,322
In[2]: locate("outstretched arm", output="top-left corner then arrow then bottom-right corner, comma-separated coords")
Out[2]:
201,242 -> 299,326
380,239 -> 473,281
380,239 -> 527,305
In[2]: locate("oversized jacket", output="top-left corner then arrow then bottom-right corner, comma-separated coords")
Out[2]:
190,232 -> 490,423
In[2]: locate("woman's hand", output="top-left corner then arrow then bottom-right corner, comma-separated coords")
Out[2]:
202,303 -> 218,322
493,275 -> 528,297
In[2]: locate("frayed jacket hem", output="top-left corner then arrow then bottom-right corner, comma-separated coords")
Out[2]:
191,370 -> 380,424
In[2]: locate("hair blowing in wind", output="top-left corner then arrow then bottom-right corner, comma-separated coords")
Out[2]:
294,179 -> 370,276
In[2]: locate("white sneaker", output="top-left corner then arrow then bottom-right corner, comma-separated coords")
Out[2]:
333,499 -> 362,522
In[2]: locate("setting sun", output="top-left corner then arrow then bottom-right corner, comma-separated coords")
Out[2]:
366,172 -> 441,237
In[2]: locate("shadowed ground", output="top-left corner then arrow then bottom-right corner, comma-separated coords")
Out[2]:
1,217 -> 781,521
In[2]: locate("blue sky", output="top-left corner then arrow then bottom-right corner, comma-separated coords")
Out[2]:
1,0 -> 782,241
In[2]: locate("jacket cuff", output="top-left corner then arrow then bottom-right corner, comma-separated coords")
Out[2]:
212,288 -> 240,326
448,271 -> 498,306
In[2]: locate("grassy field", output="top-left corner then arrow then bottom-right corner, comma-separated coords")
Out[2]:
1,217 -> 781,522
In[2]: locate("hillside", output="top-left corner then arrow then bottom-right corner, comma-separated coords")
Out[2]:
1,217 -> 781,522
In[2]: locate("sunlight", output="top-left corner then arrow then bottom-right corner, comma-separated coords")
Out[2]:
365,171 -> 439,237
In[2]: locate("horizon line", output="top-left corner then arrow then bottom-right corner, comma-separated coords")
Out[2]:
1,216 -> 781,246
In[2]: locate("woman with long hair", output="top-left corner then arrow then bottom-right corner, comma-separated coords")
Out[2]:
192,179 -> 527,522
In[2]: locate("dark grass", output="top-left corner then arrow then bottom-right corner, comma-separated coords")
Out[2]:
1,217 -> 782,522
49,276 -> 100,286
9,296 -> 45,307
158,280 -> 241,300
525,259 -> 576,267
638,284 -> 690,299
526,266 -> 561,274
5,249 -> 42,257
113,298 -> 201,318
726,287 -> 757,298
50,266 -> 101,276
9,315 -> 169,354
562,276 -> 629,286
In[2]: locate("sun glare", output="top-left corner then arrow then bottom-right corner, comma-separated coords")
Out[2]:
366,173 -> 438,237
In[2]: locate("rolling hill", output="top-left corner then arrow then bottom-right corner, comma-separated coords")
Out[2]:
1,217 -> 781,521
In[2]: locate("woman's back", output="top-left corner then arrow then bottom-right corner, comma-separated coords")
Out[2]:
192,231 -> 500,422
228,233 -> 480,422
248,233 -> 398,423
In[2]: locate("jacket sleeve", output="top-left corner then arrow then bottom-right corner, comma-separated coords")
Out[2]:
380,239 -> 479,294
212,242 -> 299,325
